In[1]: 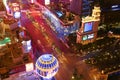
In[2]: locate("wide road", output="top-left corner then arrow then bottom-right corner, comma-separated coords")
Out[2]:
19,1 -> 92,80
20,7 -> 75,80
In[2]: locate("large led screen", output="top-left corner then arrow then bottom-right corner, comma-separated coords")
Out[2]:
84,22 -> 93,32
82,34 -> 94,41
88,34 -> 94,39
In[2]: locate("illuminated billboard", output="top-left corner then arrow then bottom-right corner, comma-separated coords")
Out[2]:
84,22 -> 93,32
88,34 -> 94,39
82,34 -> 94,40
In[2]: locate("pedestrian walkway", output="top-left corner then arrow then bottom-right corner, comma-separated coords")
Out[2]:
3,71 -> 40,80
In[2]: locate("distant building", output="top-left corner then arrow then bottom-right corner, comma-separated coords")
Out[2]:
81,0 -> 91,16
69,0 -> 93,16
100,0 -> 120,24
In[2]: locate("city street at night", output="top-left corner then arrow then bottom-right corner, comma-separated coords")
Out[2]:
0,0 -> 120,80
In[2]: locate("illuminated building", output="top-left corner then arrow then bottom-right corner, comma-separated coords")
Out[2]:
36,54 -> 59,80
77,6 -> 101,44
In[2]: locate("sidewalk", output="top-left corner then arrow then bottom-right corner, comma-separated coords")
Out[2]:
3,71 -> 40,80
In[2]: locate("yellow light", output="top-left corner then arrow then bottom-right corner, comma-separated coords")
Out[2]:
25,63 -> 34,72
72,76 -> 74,79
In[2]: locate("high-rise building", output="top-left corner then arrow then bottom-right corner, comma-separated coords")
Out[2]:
76,6 -> 101,44
100,0 -> 120,24
82,0 -> 91,16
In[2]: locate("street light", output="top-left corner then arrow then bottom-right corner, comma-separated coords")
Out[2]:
72,76 -> 75,79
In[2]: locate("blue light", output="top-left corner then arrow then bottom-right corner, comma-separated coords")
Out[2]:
36,54 -> 59,79
84,22 -> 93,32
112,5 -> 118,8
41,54 -> 52,62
